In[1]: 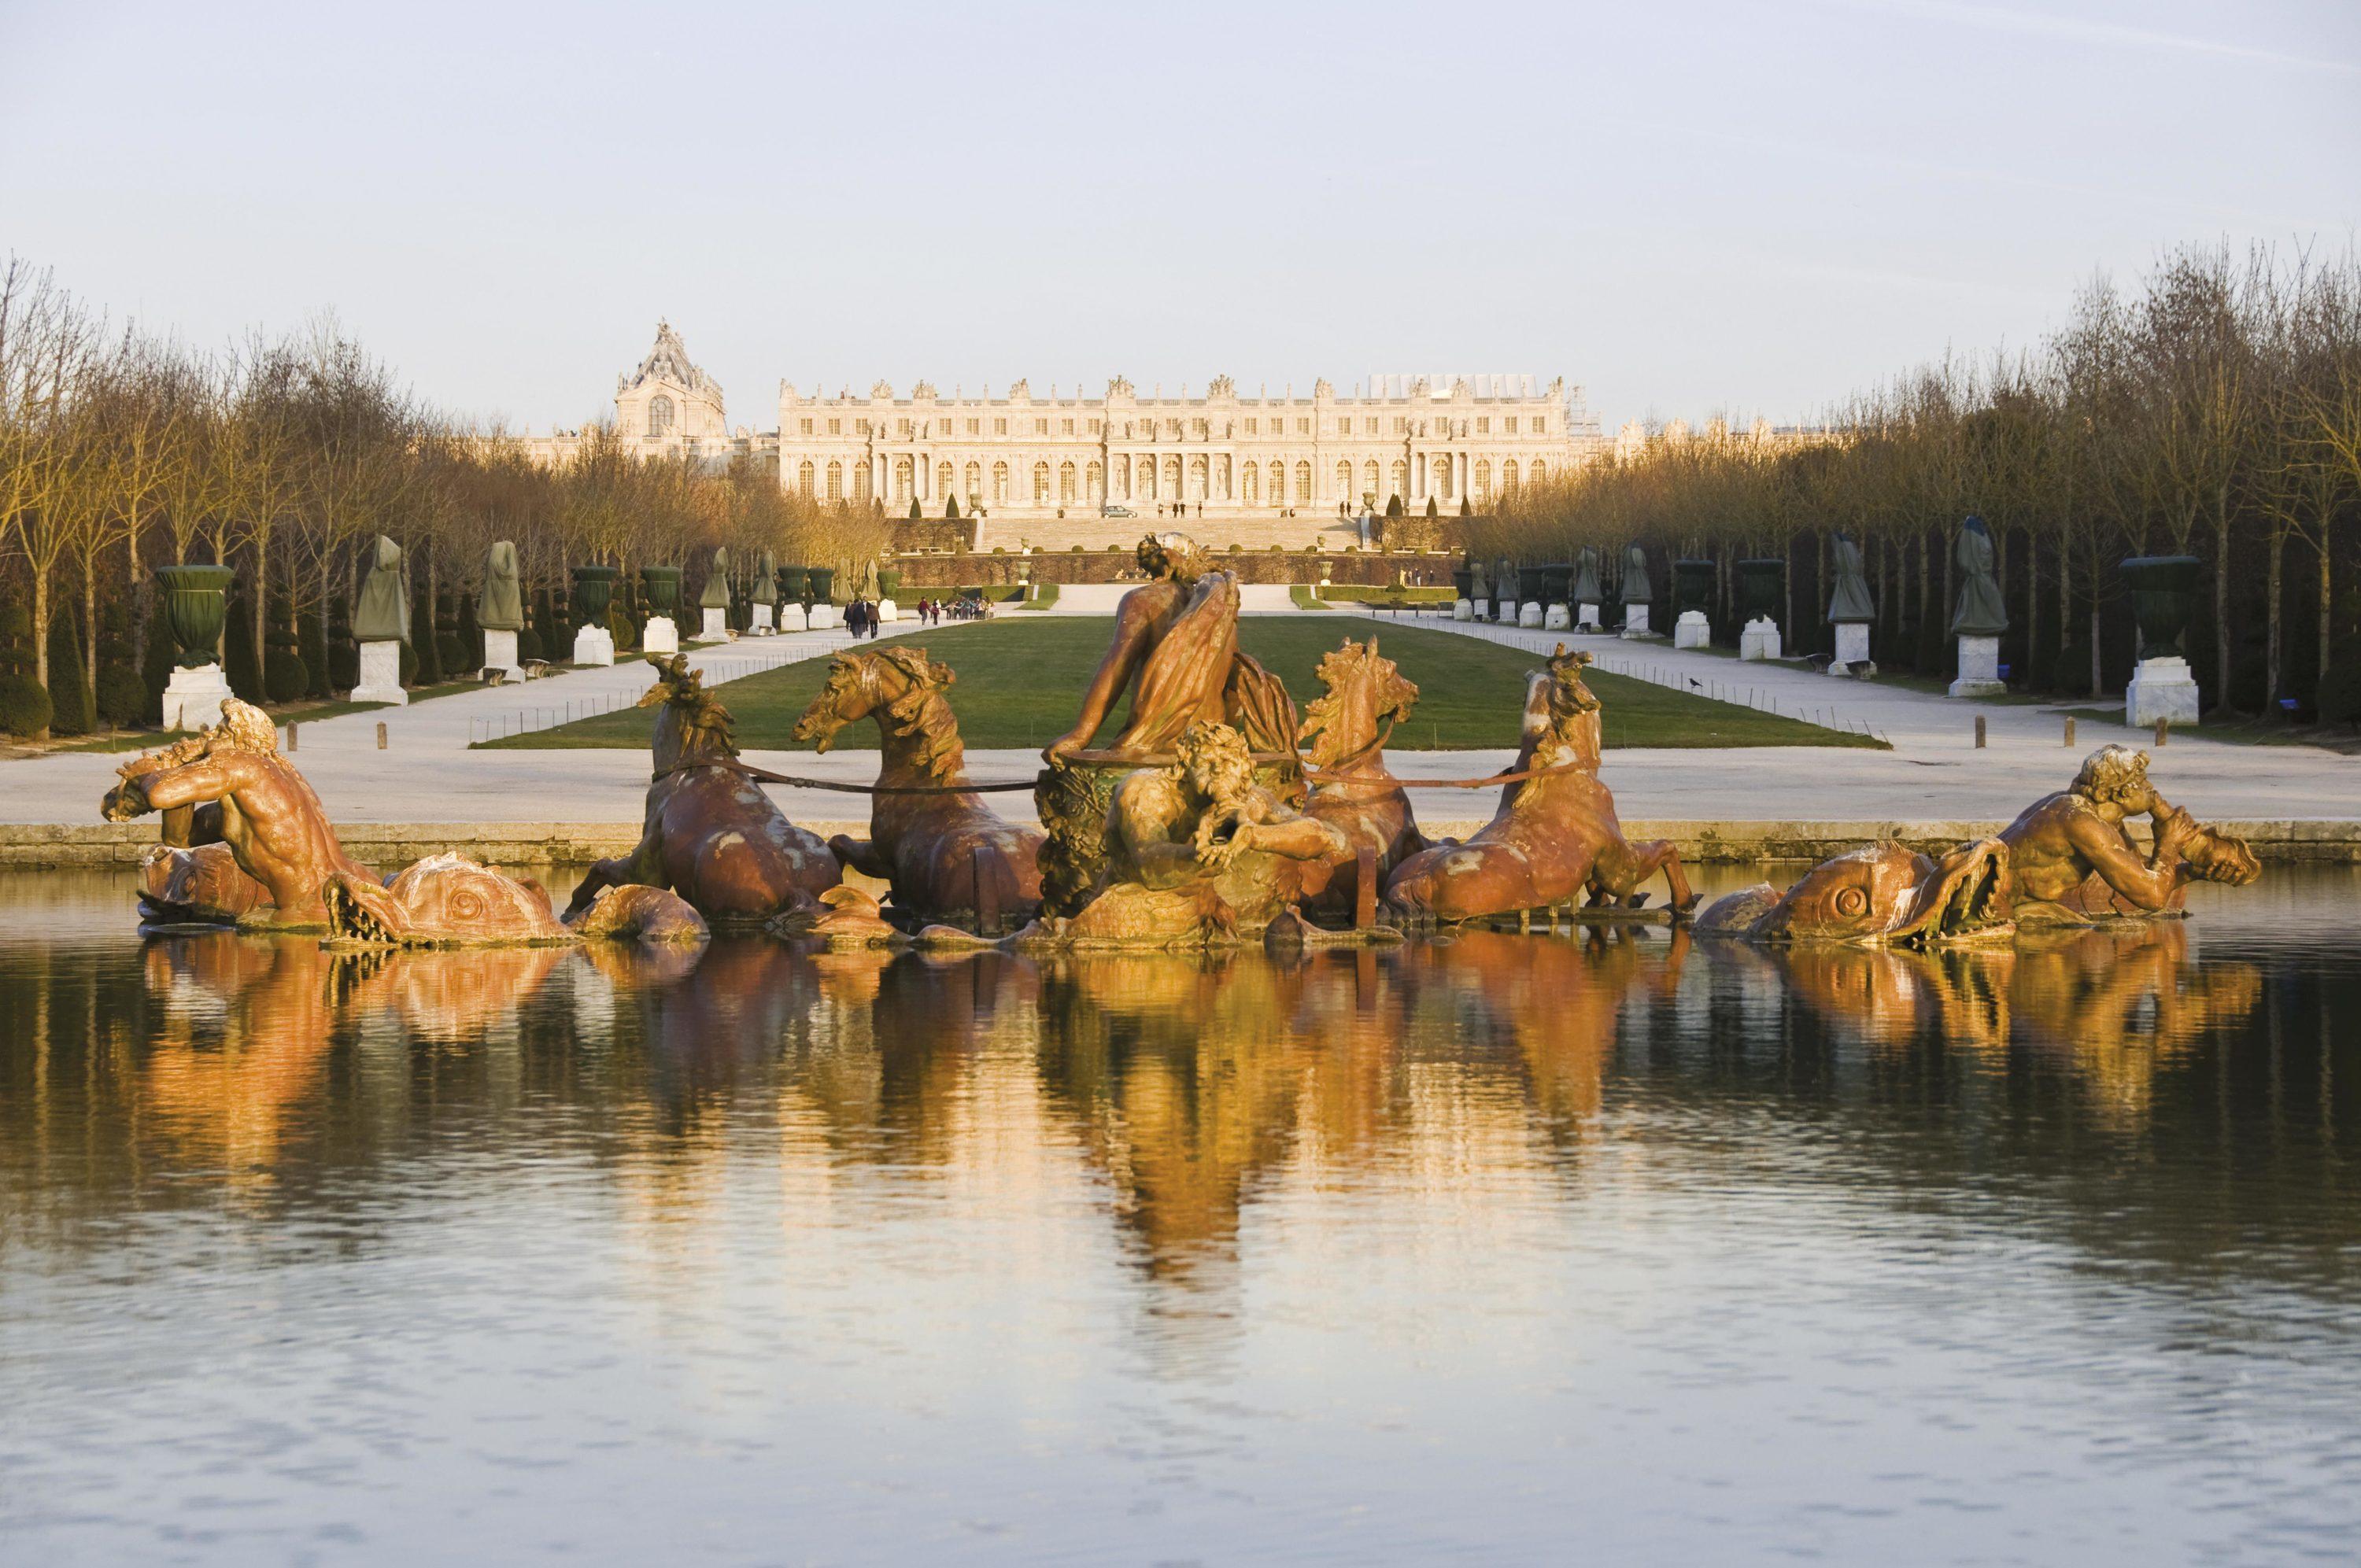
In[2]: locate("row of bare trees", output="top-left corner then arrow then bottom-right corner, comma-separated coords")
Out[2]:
0,257 -> 890,729
1468,243 -> 2361,712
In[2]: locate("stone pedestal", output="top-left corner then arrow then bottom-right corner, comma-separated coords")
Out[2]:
483,628 -> 523,680
777,603 -> 807,633
751,603 -> 775,635
875,598 -> 899,624
2126,655 -> 2201,727
1517,601 -> 1544,629
161,662 -> 232,732
573,625 -> 614,667
643,616 -> 678,655
1544,603 -> 1571,631
1577,602 -> 1600,631
1621,605 -> 1651,639
351,640 -> 408,706
808,604 -> 841,631
1453,599 -> 1472,621
1948,635 -> 2006,698
1828,622 -> 1871,677
1673,611 -> 1710,650
699,607 -> 730,642
1471,597 -> 1490,621
1739,617 -> 1782,662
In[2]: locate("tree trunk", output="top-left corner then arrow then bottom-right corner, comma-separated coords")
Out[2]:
2265,527 -> 2284,710
1916,529 -> 1933,673
2321,540 -> 2334,707
2056,535 -> 2071,695
251,531 -> 269,687
2214,483 -> 2233,712
81,559 -> 98,700
31,567 -> 51,735
2026,529 -> 2041,692
2089,540 -> 2104,696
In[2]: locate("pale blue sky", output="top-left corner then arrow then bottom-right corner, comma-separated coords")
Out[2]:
3,0 -> 2355,431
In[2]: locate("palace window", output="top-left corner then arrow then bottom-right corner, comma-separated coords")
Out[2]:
1087,460 -> 1103,502
1241,462 -> 1258,505
1035,419 -> 1048,435
1505,417 -> 1519,434
964,460 -> 981,499
1293,461 -> 1312,504
647,394 -> 674,437
1365,417 -> 1377,435
1476,417 -> 1490,434
1062,419 -> 1074,435
1164,455 -> 1182,496
1059,462 -> 1077,504
1502,458 -> 1519,491
797,460 -> 815,496
1338,418 -> 1350,435
938,460 -> 954,496
1435,454 -> 1454,497
995,419 -> 1007,435
1089,419 -> 1102,434
1391,458 -> 1409,498
894,457 -> 914,502
967,419 -> 980,435
1245,419 -> 1258,435
1392,417 -> 1406,434
1136,456 -> 1155,500
825,460 -> 843,501
1193,419 -> 1208,439
1298,419 -> 1311,435
800,418 -> 814,436
1473,459 -> 1491,501
1530,459 -> 1547,485
992,461 -> 1009,505
1033,462 -> 1051,504
828,419 -> 841,436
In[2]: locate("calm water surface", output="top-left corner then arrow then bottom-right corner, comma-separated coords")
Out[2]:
2,867 -> 2359,1566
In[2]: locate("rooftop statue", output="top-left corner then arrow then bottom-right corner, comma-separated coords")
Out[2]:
353,535 -> 410,643
1949,515 -> 2008,636
1027,722 -> 1349,948
478,540 -> 524,632
1297,637 -> 1427,921
102,699 -> 374,929
1383,647 -> 1695,923
327,854 -> 706,947
566,655 -> 842,926
791,645 -> 1044,930
1694,839 -> 2014,946
1999,743 -> 2257,922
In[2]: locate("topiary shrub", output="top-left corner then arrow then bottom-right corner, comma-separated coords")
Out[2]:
264,648 -> 309,704
908,497 -> 923,520
518,625 -> 543,663
141,602 -> 174,723
42,609 -> 93,736
460,592 -> 483,670
608,607 -> 633,651
0,672 -> 51,737
409,583 -> 442,685
224,595 -> 264,703
1424,496 -> 1439,518
327,596 -> 358,692
399,640 -> 418,686
1070,544 -> 1084,553
945,496 -> 960,518
2318,662 -> 2361,730
1386,495 -> 1403,518
299,610 -> 330,698
96,661 -> 147,728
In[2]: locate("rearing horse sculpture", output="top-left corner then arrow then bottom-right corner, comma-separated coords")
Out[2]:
1383,645 -> 1696,923
792,645 -> 1044,929
1297,636 -> 1428,920
567,655 -> 841,927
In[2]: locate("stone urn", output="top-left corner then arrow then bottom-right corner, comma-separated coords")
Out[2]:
1735,559 -> 1784,661
2121,555 -> 2201,660
639,566 -> 682,614
806,566 -> 839,632
775,564 -> 810,633
156,564 -> 235,667
877,566 -> 903,600
570,564 -> 618,625
1672,559 -> 1716,650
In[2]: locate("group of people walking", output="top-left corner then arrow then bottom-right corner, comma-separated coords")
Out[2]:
910,596 -> 988,625
841,598 -> 883,639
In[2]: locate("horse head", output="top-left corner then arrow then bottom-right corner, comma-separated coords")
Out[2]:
1299,636 -> 1420,771
793,646 -> 966,780
638,654 -> 737,773
1522,644 -> 1602,769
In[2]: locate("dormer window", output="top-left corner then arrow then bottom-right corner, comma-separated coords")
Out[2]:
647,394 -> 675,437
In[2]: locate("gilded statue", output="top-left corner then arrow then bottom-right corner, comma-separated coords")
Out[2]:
1695,839 -> 2014,946
1998,743 -> 2257,922
1296,636 -> 1427,920
1383,647 -> 1695,923
1026,722 -> 1349,947
791,645 -> 1044,929
566,655 -> 842,926
102,699 -> 374,929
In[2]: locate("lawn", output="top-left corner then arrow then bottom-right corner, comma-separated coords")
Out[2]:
476,617 -> 1886,754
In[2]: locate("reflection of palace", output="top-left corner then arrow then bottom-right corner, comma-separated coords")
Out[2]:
521,323 -> 1603,537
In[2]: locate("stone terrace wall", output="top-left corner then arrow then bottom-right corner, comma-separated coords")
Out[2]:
891,547 -> 1459,588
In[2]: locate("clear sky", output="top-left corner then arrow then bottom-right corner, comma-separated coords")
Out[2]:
2,0 -> 2355,433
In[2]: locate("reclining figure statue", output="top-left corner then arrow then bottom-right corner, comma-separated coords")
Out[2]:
1022,721 -> 1349,948
102,699 -> 372,929
1382,646 -> 1694,924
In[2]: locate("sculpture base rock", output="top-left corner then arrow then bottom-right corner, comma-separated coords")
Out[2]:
350,640 -> 408,707
1622,606 -> 1651,639
1673,611 -> 1711,650
1739,617 -> 1782,662
1949,635 -> 2006,698
161,663 -> 232,732
698,608 -> 730,643
483,628 -> 523,681
1828,622 -> 1871,676
643,616 -> 678,655
2126,655 -> 2201,728
572,625 -> 614,667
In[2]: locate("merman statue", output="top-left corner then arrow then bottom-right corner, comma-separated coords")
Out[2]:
1999,743 -> 2257,922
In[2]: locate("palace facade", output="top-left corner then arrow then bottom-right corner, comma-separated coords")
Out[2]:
526,324 -> 1606,540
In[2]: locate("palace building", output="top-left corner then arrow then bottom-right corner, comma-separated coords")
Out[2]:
527,323 -> 1605,545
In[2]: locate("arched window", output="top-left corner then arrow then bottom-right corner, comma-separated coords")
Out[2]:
1294,461 -> 1312,505
1086,460 -> 1104,503
992,461 -> 1010,506
825,460 -> 843,502
798,460 -> 815,497
1528,459 -> 1546,486
1336,459 -> 1352,500
1269,456 -> 1286,507
1362,459 -> 1380,501
646,394 -> 674,437
1163,456 -> 1182,499
1188,456 -> 1207,500
964,460 -> 982,501
893,457 -> 914,504
1033,462 -> 1051,505
1435,454 -> 1454,499
1242,462 -> 1259,505
1473,459 -> 1491,504
937,460 -> 954,497
1501,458 -> 1519,492
1059,462 -> 1077,504
1390,458 -> 1409,500
855,460 -> 874,505
1137,456 -> 1156,500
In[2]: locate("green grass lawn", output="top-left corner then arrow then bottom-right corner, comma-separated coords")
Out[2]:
477,617 -> 1886,754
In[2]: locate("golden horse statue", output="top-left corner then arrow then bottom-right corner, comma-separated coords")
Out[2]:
1297,636 -> 1428,921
